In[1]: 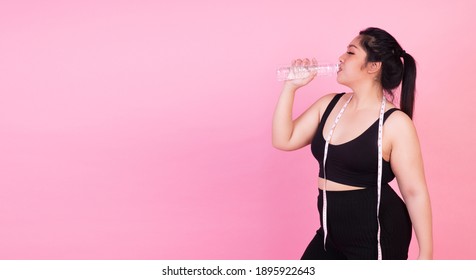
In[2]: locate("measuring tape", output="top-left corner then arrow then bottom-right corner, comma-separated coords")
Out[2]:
322,94 -> 386,260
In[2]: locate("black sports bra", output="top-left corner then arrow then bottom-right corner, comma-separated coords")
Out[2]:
311,93 -> 398,188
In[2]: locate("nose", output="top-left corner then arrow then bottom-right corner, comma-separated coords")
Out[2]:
338,53 -> 345,63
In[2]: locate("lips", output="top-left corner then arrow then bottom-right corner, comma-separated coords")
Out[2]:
337,64 -> 342,73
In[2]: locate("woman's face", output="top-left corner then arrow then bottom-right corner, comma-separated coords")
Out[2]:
337,35 -> 372,87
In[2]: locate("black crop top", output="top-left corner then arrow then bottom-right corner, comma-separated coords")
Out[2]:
311,93 -> 398,188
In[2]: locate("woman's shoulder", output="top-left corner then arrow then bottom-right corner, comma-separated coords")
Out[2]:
385,109 -> 418,139
305,92 -> 348,122
313,92 -> 348,110
304,92 -> 337,114
386,108 -> 413,125
319,92 -> 347,101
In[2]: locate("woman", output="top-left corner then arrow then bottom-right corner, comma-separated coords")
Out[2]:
272,27 -> 432,260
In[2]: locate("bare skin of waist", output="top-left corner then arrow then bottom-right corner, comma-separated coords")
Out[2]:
318,177 -> 365,191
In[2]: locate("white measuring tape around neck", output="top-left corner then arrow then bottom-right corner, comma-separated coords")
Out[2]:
322,94 -> 386,260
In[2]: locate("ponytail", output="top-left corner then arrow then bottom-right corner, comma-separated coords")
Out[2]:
400,52 -> 416,119
359,27 -> 417,119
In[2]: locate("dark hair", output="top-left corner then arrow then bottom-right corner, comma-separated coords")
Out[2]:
359,27 -> 417,119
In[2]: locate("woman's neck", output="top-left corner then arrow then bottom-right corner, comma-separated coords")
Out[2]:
349,81 -> 384,111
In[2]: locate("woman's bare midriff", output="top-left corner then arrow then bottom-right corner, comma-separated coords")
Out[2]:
318,178 -> 365,191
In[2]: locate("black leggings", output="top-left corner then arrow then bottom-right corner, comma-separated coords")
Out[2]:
301,184 -> 412,260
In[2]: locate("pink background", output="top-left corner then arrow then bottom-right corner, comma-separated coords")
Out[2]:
0,0 -> 475,260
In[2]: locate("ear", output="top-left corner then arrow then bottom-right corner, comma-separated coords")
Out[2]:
367,61 -> 381,74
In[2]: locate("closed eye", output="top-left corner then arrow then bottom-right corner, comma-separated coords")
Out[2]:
347,51 -> 354,55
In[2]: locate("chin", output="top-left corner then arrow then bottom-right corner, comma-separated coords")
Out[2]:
336,75 -> 353,88
336,76 -> 346,86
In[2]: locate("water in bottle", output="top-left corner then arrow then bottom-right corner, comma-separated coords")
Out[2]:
276,62 -> 339,81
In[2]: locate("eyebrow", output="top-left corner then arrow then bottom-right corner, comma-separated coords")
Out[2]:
348,44 -> 359,49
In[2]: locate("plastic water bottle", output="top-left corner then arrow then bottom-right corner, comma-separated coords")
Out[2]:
276,62 -> 339,81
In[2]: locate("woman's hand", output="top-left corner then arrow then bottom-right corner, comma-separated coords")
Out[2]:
283,58 -> 318,90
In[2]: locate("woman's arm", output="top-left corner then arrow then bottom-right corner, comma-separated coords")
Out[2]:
387,112 -> 433,259
272,58 -> 331,151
